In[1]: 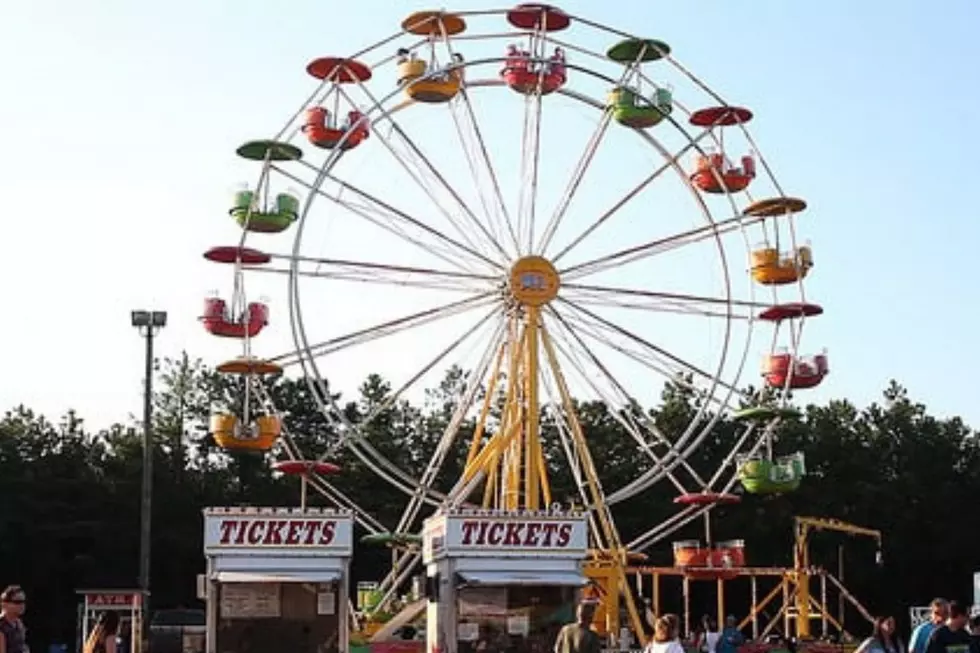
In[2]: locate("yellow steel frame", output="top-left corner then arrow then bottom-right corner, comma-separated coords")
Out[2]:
628,565 -> 874,642
793,516 -> 881,638
456,297 -> 648,644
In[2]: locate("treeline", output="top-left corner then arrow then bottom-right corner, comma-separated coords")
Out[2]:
1,354 -> 978,649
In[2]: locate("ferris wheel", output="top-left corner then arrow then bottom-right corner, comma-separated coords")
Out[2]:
199,2 -> 827,638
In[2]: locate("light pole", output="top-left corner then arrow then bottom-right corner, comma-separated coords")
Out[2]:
131,309 -> 167,652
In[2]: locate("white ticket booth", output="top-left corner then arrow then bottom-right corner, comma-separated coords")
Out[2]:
422,509 -> 589,653
202,507 -> 354,653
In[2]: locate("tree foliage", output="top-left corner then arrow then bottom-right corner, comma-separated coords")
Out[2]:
1,359 -> 978,649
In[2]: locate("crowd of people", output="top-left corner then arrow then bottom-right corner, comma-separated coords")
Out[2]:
552,599 -> 980,653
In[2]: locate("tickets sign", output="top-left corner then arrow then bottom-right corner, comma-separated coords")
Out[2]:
423,512 -> 587,561
203,508 -> 353,555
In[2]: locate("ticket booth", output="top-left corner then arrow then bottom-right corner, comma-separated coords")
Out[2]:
423,509 -> 589,653
76,590 -> 144,653
202,507 -> 354,653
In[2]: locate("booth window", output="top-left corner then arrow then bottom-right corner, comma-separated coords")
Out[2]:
216,582 -> 340,653
456,581 -> 576,653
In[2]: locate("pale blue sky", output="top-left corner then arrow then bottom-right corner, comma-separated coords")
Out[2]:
1,0 -> 978,429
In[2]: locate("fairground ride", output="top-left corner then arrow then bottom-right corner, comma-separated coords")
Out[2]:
626,516 -> 881,644
198,3 -> 828,644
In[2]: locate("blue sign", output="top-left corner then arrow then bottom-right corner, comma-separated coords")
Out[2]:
520,272 -> 546,291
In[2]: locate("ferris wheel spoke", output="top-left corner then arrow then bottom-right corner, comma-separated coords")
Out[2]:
536,108 -> 613,255
516,86 -> 545,254
550,128 -> 713,264
544,307 -> 709,489
538,321 -> 629,554
335,304 -> 503,449
440,38 -> 521,257
560,211 -> 763,282
394,318 -> 507,534
336,83 -> 508,264
253,255 -> 495,294
274,162 -> 501,273
271,292 -> 498,367
562,283 -> 764,320
536,42 -> 654,255
541,312 -> 692,494
556,297 -> 747,405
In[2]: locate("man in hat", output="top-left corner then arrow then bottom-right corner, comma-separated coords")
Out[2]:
0,586 -> 28,653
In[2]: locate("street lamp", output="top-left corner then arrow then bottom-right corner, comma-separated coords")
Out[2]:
131,309 -> 166,651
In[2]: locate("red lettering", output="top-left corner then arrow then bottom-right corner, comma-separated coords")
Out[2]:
487,522 -> 505,545
460,520 -> 480,545
303,520 -> 320,544
319,521 -> 336,545
503,522 -> 523,546
455,520 -> 580,548
523,522 -> 542,546
556,523 -> 572,547
217,520 -> 241,545
285,521 -> 305,545
541,522 -> 558,546
215,518 -> 341,546
246,521 -> 264,544
262,520 -> 286,545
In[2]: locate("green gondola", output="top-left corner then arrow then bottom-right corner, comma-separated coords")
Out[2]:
360,532 -> 422,548
732,405 -> 802,422
230,190 -> 300,233
607,86 -> 673,129
737,452 -> 806,495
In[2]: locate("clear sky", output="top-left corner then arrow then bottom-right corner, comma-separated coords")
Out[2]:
1,0 -> 979,430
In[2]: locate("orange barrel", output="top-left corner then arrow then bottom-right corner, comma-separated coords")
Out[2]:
305,106 -> 329,130
763,353 -> 791,376
715,539 -> 746,567
672,540 -> 703,567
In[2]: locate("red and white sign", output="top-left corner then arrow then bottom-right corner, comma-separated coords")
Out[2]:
83,593 -> 141,610
423,511 -> 587,561
204,508 -> 353,556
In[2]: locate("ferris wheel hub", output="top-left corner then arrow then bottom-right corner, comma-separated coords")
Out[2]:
509,255 -> 560,307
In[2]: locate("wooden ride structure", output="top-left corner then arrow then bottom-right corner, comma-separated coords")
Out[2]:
624,516 -> 882,642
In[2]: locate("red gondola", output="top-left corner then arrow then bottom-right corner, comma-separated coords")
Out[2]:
201,298 -> 269,338
763,352 -> 829,390
272,460 -> 341,476
673,492 -> 740,506
501,44 -> 567,95
758,302 -> 823,322
303,107 -> 370,150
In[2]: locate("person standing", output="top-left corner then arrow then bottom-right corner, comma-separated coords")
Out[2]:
0,586 -> 28,653
554,602 -> 602,653
911,600 -> 950,653
642,616 -> 684,653
83,612 -> 120,653
856,616 -> 903,653
717,617 -> 744,653
697,617 -> 721,653
970,614 -> 980,653
924,601 -> 974,653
